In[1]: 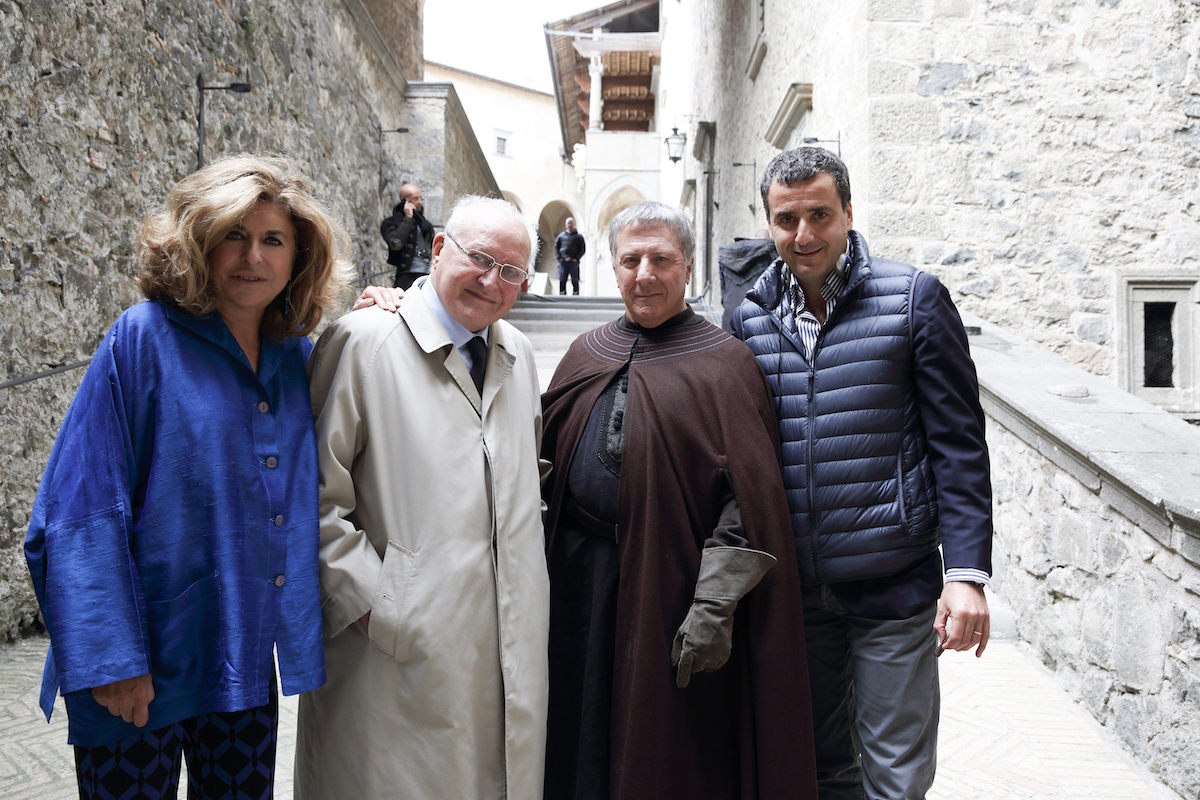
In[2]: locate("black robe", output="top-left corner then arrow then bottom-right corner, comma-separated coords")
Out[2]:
542,312 -> 818,800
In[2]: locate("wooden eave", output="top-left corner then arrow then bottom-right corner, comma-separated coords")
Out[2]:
544,0 -> 661,156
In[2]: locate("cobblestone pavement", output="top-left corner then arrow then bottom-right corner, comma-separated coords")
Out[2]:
0,597 -> 1183,800
929,635 -> 1184,800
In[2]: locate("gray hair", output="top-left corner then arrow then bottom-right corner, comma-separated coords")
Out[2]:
760,147 -> 852,220
444,195 -> 539,271
607,201 -> 696,263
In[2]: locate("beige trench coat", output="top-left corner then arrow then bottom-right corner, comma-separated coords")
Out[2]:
295,296 -> 549,800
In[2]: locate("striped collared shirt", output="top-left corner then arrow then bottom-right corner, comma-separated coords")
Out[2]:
780,237 -> 852,361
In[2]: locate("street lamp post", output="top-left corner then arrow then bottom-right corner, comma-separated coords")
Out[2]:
197,73 -> 252,170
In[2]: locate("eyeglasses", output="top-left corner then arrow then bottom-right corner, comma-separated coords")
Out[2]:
443,232 -> 531,286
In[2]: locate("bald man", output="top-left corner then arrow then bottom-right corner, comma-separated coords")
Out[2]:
381,182 -> 435,289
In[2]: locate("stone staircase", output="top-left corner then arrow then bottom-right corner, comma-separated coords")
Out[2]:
503,295 -> 625,390
505,295 -> 626,348
504,294 -> 719,390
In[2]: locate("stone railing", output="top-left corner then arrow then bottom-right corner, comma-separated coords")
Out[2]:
962,311 -> 1200,798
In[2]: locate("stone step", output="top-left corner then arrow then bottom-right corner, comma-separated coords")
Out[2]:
515,293 -> 626,307
505,296 -> 720,336
505,306 -> 622,322
506,319 -> 618,336
505,295 -> 622,344
525,334 -> 588,353
507,295 -> 625,317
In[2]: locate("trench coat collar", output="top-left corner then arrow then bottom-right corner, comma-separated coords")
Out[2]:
399,288 -> 517,415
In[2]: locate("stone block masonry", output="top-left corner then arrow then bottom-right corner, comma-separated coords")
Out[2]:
0,0 -> 496,640
689,0 -> 1200,391
868,0 -> 1200,381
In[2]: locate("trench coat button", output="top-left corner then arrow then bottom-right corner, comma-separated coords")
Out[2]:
257,401 -> 269,413
266,456 -> 278,468
274,575 -> 286,587
274,515 -> 283,526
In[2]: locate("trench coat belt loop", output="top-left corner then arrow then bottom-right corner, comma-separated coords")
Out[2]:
565,495 -> 618,542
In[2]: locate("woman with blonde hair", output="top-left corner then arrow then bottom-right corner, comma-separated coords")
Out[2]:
25,154 -> 350,800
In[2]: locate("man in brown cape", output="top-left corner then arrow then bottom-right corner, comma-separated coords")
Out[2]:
541,201 -> 818,800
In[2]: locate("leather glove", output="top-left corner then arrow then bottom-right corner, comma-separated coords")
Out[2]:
671,546 -> 776,688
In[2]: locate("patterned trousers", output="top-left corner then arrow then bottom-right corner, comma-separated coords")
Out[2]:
74,689 -> 278,800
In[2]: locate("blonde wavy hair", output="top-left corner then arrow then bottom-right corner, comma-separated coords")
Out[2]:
137,154 -> 352,339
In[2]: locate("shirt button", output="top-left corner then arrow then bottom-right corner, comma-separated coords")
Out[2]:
274,575 -> 286,587
274,515 -> 283,527
266,456 -> 278,468
258,401 -> 269,413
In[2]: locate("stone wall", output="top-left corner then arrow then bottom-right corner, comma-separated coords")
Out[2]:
688,0 -> 865,258
0,0 -> 495,640
402,82 -> 501,232
989,422 -> 1200,797
866,0 -> 1200,380
968,310 -> 1200,797
686,0 -> 1200,382
362,0 -> 422,81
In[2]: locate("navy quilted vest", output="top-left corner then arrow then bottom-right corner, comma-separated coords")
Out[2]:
731,231 -> 941,584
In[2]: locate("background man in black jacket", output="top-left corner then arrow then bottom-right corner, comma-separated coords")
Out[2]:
381,183 -> 435,289
554,217 -> 586,295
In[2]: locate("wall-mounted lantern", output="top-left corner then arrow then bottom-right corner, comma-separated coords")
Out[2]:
664,127 -> 687,163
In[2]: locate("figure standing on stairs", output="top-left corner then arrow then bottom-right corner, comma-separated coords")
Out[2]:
555,216 -> 585,295
380,183 -> 435,290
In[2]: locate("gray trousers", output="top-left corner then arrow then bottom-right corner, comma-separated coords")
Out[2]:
802,584 -> 940,800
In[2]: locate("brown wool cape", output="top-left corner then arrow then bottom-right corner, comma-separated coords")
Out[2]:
541,315 -> 818,800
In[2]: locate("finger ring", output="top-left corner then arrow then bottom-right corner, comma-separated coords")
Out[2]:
973,630 -> 982,635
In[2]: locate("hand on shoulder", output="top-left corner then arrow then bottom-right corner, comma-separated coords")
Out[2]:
353,285 -> 404,313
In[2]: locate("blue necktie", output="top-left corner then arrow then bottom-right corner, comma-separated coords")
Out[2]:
466,336 -> 487,395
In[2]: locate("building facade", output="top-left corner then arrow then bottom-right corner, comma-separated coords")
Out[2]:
674,0 -> 1200,419
423,61 -> 584,291
546,0 -> 693,296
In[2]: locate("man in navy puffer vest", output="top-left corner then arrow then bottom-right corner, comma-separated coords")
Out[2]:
730,147 -> 993,800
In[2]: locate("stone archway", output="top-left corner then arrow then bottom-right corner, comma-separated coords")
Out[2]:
536,200 -> 577,278
596,185 -> 646,235
502,191 -> 524,213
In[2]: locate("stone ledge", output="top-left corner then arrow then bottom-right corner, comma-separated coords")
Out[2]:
340,0 -> 407,94
962,310 -> 1200,559
404,82 -> 500,197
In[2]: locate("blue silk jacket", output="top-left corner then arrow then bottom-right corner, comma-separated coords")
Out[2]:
25,300 -> 325,746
